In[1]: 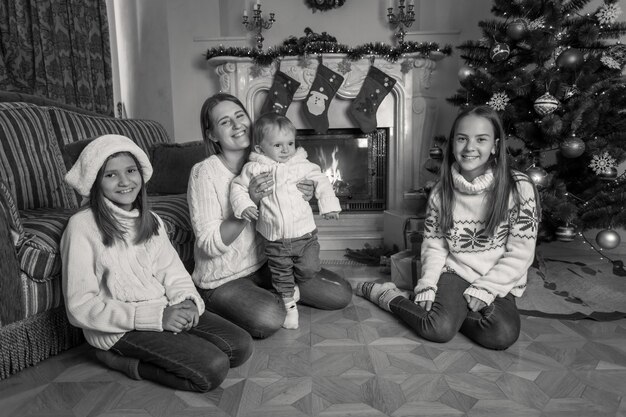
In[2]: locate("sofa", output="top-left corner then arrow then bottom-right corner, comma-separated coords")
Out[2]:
0,91 -> 208,379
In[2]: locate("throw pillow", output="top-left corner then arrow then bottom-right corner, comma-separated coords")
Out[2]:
62,137 -> 96,170
147,141 -> 208,195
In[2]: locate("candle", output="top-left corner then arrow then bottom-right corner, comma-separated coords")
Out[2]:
243,9 -> 248,17
388,0 -> 393,9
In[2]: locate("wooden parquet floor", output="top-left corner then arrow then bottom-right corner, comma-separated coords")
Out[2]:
1,264 -> 626,417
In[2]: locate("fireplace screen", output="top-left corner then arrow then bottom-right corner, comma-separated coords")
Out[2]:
296,128 -> 387,212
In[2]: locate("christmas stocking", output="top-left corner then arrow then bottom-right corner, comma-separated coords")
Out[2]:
260,70 -> 301,116
348,66 -> 396,133
302,64 -> 344,134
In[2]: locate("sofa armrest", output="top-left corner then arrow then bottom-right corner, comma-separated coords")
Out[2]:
0,181 -> 24,325
0,180 -> 24,246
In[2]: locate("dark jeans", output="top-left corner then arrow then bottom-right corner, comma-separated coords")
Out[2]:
110,311 -> 253,392
198,262 -> 352,339
389,273 -> 521,350
264,230 -> 320,299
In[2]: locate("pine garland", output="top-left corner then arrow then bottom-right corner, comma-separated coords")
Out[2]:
206,41 -> 452,66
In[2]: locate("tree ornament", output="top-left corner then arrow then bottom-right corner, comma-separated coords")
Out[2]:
506,19 -> 528,40
526,166 -> 549,188
488,91 -> 510,111
596,3 -> 623,25
533,92 -> 559,116
595,229 -> 621,250
457,65 -> 476,85
429,144 -> 443,160
601,44 -> 626,70
555,225 -> 576,242
528,17 -> 546,30
556,48 -> 584,70
588,152 -> 617,175
559,135 -> 586,158
563,84 -> 580,100
598,166 -> 618,181
490,43 -> 510,62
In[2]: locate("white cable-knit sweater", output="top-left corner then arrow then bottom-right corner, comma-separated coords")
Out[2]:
414,165 -> 539,306
60,200 -> 205,351
230,147 -> 341,241
187,155 -> 266,289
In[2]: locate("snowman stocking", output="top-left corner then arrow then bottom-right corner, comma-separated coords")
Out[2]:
260,70 -> 301,116
348,66 -> 396,133
302,64 -> 344,134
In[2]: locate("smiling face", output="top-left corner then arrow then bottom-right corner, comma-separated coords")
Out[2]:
255,126 -> 296,163
452,114 -> 498,181
100,153 -> 142,211
208,100 -> 251,153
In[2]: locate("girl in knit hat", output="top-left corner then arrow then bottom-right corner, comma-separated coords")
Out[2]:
60,134 -> 252,392
357,105 -> 540,350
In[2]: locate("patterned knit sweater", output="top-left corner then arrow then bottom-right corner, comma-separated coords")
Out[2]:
187,156 -> 266,289
231,147 -> 341,241
414,165 -> 539,306
60,200 -> 205,351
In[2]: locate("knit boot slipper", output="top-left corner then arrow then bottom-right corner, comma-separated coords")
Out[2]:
95,349 -> 141,380
356,281 -> 397,303
377,288 -> 407,312
282,298 -> 299,329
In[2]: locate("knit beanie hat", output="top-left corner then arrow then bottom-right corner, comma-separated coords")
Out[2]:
65,134 -> 153,198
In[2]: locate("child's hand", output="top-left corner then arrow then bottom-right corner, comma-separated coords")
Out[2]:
172,300 -> 200,329
464,294 -> 487,312
242,206 -> 259,221
416,300 -> 433,311
162,305 -> 193,333
323,211 -> 339,220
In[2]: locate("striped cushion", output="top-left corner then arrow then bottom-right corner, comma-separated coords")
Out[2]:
149,194 -> 194,263
0,103 -> 78,211
18,194 -> 193,281
48,108 -> 171,155
0,180 -> 24,243
19,208 -> 77,282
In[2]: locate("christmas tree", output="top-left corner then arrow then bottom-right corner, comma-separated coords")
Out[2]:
447,0 -> 626,248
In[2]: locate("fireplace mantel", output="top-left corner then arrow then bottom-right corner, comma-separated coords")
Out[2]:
207,53 -> 442,250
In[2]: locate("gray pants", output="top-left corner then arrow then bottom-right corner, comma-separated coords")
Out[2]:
263,229 -> 320,299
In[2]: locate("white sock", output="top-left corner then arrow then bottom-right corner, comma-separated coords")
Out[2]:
282,299 -> 299,329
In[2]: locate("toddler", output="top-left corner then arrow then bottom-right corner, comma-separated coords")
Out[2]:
230,113 -> 341,329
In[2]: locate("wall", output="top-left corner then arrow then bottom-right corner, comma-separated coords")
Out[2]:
110,0 -> 626,149
111,0 -> 175,136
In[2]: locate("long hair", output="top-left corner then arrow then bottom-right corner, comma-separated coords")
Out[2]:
439,105 -> 518,237
200,93 -> 251,156
89,152 -> 159,246
252,113 -> 296,149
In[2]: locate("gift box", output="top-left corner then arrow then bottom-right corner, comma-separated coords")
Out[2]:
390,250 -> 421,290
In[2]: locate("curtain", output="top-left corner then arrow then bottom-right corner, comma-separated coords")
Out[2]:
0,0 -> 113,115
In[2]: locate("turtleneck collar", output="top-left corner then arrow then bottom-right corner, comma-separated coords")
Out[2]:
103,198 -> 140,238
451,163 -> 494,195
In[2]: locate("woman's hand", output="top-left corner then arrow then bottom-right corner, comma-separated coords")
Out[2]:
249,172 -> 274,205
296,179 -> 315,201
464,294 -> 487,312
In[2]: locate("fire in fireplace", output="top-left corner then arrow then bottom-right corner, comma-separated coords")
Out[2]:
296,128 -> 388,212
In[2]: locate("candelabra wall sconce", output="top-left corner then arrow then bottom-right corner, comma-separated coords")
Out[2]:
242,1 -> 275,50
386,0 -> 416,44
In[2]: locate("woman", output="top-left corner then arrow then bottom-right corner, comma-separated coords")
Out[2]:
187,93 -> 352,338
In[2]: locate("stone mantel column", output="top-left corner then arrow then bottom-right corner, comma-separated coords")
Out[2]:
207,53 -> 442,212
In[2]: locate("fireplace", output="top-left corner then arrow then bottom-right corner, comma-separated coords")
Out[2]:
207,54 -> 441,250
298,128 -> 387,212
